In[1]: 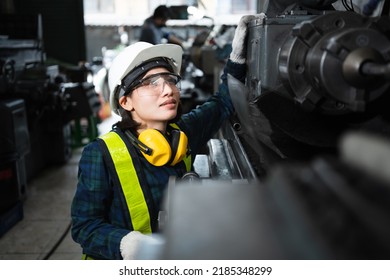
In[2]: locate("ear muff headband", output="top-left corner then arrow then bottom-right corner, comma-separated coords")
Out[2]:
125,130 -> 152,155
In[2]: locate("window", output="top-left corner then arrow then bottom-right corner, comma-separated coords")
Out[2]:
216,0 -> 256,15
84,0 -> 114,14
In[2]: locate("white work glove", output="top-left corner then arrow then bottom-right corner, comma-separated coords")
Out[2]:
120,231 -> 162,260
229,13 -> 266,64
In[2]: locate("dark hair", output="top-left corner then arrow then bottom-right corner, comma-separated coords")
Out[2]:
153,5 -> 171,20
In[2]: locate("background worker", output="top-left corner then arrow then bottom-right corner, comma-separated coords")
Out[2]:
139,5 -> 183,47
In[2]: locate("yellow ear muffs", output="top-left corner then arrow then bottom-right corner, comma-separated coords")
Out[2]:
169,129 -> 188,166
137,129 -> 188,167
138,129 -> 172,166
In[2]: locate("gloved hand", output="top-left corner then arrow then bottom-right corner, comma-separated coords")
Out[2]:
229,13 -> 266,64
120,231 -> 162,260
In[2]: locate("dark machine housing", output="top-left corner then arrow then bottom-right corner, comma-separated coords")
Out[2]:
153,1 -> 390,260
0,14 -> 100,236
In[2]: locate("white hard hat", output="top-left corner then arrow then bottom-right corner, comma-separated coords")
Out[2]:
108,42 -> 183,115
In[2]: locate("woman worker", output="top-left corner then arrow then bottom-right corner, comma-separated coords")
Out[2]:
71,15 -> 257,259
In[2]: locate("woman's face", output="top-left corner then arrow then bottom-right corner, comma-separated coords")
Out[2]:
119,67 -> 180,131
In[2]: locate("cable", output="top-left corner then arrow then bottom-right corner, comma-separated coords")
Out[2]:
42,220 -> 72,260
342,0 -> 354,11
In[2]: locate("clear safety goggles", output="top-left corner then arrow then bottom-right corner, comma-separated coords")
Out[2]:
128,72 -> 181,96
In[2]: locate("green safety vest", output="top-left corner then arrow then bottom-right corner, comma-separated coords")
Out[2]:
82,126 -> 191,260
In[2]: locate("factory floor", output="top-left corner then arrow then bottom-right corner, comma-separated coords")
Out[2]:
0,113 -> 120,260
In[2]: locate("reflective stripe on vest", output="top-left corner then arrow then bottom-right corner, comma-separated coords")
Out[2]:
82,254 -> 94,260
99,131 -> 152,234
83,126 -> 191,260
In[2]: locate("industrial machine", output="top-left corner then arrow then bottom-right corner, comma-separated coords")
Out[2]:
138,0 -> 390,260
0,13 -> 100,236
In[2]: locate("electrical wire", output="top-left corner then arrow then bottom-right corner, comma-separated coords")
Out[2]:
341,0 -> 355,11
42,220 -> 72,260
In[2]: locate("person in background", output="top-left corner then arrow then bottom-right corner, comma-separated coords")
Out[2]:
139,5 -> 183,47
71,15 -> 258,259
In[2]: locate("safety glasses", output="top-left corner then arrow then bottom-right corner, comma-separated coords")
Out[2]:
128,72 -> 181,96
